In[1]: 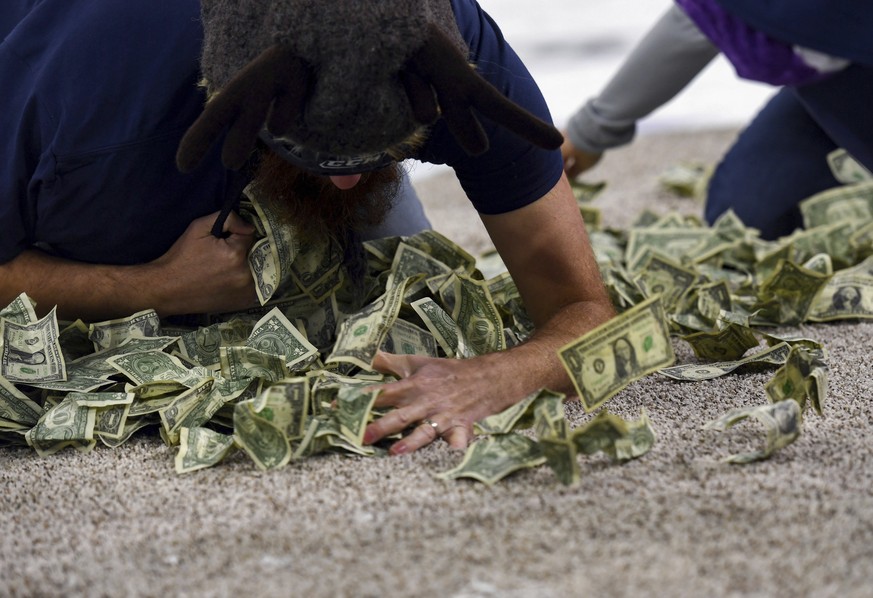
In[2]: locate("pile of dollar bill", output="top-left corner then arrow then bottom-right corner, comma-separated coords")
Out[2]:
1,155 -> 870,484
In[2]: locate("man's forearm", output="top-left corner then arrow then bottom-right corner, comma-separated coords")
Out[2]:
496,298 -> 615,398
0,249 -> 160,321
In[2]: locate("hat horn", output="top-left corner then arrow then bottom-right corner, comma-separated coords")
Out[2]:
176,44 -> 310,173
404,23 -> 564,155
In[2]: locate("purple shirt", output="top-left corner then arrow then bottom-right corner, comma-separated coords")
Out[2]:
676,0 -> 844,86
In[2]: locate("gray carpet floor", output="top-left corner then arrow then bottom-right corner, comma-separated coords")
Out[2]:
2,130 -> 872,598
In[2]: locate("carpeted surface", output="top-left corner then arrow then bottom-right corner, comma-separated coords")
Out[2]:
2,130 -> 872,598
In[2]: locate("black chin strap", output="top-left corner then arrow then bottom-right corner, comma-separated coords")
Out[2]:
211,195 -> 236,238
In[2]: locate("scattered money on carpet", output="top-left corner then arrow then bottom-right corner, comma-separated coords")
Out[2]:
2,162 -> 872,484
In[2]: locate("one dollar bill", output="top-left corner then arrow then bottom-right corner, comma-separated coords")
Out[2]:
559,296 -> 675,412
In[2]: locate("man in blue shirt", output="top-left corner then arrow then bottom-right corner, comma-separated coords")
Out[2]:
0,0 -> 431,316
0,0 -> 615,454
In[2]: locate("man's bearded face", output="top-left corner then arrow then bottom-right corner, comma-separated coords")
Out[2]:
249,148 -> 401,242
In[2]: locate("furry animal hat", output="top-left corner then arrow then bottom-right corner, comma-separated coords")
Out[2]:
177,0 -> 563,174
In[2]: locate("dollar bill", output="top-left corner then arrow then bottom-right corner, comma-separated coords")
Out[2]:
703,400 -> 801,464
71,391 -> 134,408
754,260 -> 832,325
248,237 -> 280,305
244,186 -> 299,304
537,435 -> 579,486
88,309 -> 162,351
336,386 -> 379,446
533,392 -> 569,440
572,410 -> 629,457
612,409 -> 657,461
25,395 -> 96,457
0,375 -> 42,425
43,336 -> 179,391
386,243 -> 453,296
233,398 -> 292,470
220,346 -> 289,383
449,274 -> 506,356
252,378 -> 310,440
682,323 -> 759,362
476,388 -> 564,435
437,434 -> 546,485
179,318 -> 254,368
0,306 -> 67,384
246,308 -> 318,370
175,426 -> 236,474
0,292 -> 37,325
633,252 -> 699,311
92,402 -> 133,440
159,378 -> 219,445
765,346 -> 828,416
288,234 -> 343,302
326,277 -> 413,370
802,253 -> 834,276
808,255 -> 873,321
403,230 -> 476,274
109,350 -> 207,387
786,220 -> 855,270
658,162 -> 712,199
410,297 -> 475,358
828,149 -> 873,184
486,271 -> 519,306
100,417 -> 157,449
292,295 -> 339,352
800,180 -> 873,230
849,221 -> 873,258
625,228 -> 714,271
559,296 -> 675,412
660,342 -> 792,381
694,281 -> 733,324
380,318 -> 438,357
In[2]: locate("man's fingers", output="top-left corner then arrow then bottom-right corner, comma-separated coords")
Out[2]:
370,377 -> 418,408
387,421 -> 440,455
362,404 -> 423,445
372,351 -> 422,378
222,211 -> 256,235
564,159 -> 581,179
442,424 -> 471,450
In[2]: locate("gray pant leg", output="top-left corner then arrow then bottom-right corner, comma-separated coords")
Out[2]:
361,167 -> 431,240
566,4 -> 719,153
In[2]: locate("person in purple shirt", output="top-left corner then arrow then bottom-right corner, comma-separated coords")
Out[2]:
0,0 -> 615,454
562,0 -> 873,239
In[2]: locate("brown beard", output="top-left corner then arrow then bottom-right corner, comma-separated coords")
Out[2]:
249,149 -> 400,243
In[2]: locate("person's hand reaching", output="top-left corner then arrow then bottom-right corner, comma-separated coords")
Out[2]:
146,211 -> 258,316
561,134 -> 603,180
362,350 -> 528,455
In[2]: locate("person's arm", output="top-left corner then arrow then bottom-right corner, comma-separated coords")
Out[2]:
563,4 -> 719,178
362,172 -> 614,454
0,211 -> 258,321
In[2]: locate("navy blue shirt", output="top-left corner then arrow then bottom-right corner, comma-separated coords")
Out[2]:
0,0 -> 561,266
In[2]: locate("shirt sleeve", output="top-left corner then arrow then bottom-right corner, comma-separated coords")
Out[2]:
566,4 -> 718,154
417,0 -> 564,215
0,45 -> 42,264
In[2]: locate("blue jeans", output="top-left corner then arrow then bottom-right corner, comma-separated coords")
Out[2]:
705,64 -> 873,240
